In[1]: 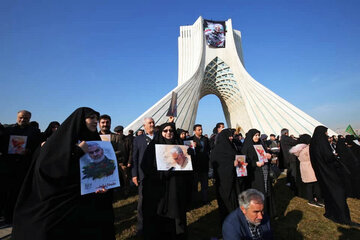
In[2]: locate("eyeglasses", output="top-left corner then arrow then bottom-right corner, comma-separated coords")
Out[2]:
162,129 -> 174,133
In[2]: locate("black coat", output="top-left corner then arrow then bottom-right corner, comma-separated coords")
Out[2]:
132,133 -> 154,181
188,135 -> 210,173
279,135 -> 298,168
310,126 -> 351,224
210,129 -> 238,222
336,138 -> 360,198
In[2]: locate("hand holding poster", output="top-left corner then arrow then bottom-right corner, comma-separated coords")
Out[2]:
166,91 -> 177,117
8,135 -> 27,154
235,155 -> 247,177
253,145 -> 268,163
80,141 -> 120,195
183,140 -> 195,149
155,144 -> 193,171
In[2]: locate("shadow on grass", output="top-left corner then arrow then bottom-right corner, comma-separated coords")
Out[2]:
113,199 -> 138,238
188,179 -> 217,211
338,226 -> 360,240
188,209 -> 222,240
272,210 -> 303,240
273,176 -> 295,216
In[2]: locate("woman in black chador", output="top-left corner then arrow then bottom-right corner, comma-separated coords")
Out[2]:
40,121 -> 60,142
210,128 -> 239,224
309,126 -> 351,224
141,120 -> 193,240
12,107 -> 115,240
241,129 -> 276,218
336,137 -> 360,198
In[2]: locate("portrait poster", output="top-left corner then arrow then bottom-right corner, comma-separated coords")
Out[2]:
100,134 -> 111,142
155,144 -> 193,171
203,19 -> 226,48
183,140 -> 195,149
166,91 -> 178,117
79,141 -> 120,195
8,135 -> 27,155
253,145 -> 268,163
235,155 -> 247,177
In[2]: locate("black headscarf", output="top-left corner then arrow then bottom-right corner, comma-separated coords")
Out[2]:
241,128 -> 261,156
299,134 -> 311,145
12,107 -> 114,240
310,126 -> 333,159
345,135 -> 355,145
153,122 -> 181,145
210,128 -> 237,160
41,121 -> 61,141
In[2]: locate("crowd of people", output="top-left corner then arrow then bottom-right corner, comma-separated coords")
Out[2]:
0,108 -> 360,240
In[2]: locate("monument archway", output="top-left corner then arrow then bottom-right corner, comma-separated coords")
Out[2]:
125,16 -> 336,136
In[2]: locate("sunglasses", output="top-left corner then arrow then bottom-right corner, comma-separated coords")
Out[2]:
162,129 -> 174,133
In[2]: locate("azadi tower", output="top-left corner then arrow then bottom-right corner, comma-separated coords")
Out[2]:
125,16 -> 336,136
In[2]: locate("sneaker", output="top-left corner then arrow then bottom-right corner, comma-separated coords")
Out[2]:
316,201 -> 325,208
285,183 -> 291,187
308,201 -> 322,208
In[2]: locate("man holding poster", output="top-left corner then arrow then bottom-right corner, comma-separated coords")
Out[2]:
2,110 -> 40,226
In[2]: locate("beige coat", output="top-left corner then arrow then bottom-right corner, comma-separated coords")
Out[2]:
289,144 -> 317,183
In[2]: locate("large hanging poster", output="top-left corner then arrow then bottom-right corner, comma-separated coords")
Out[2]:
204,20 -> 226,48
80,141 -> 120,195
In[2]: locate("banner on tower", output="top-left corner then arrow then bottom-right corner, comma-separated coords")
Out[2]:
204,20 -> 226,48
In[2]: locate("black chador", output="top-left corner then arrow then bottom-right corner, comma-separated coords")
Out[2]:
210,128 -> 238,224
309,126 -> 351,224
12,107 -> 115,240
241,129 -> 276,218
141,122 -> 193,240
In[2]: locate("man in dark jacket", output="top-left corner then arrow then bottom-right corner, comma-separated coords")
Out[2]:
279,128 -> 298,192
188,124 -> 211,205
131,117 -> 155,236
222,189 -> 273,240
99,115 -> 132,196
2,110 -> 41,225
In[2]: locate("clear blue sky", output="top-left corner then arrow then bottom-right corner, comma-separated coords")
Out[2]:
1,0 -> 359,136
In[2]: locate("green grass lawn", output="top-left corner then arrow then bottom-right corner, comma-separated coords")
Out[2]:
5,176 -> 358,240
113,176 -> 360,240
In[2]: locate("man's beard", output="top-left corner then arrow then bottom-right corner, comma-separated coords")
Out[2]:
101,127 -> 110,133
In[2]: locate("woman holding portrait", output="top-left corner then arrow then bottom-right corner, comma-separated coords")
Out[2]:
12,107 -> 115,240
141,119 -> 193,240
241,129 -> 276,218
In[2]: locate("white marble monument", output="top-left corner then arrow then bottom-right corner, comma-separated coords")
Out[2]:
125,16 -> 336,136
